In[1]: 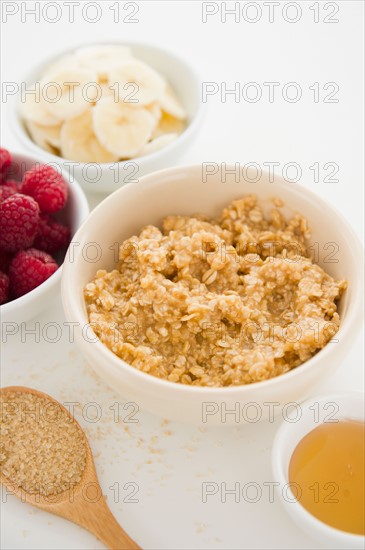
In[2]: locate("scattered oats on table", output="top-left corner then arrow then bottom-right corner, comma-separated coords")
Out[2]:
84,194 -> 347,387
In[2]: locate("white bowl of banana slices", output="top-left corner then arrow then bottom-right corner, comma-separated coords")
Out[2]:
12,42 -> 203,194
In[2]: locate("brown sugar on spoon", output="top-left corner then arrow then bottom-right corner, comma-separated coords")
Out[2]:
0,386 -> 140,550
0,391 -> 86,496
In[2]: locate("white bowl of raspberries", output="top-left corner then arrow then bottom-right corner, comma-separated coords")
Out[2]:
0,148 -> 89,323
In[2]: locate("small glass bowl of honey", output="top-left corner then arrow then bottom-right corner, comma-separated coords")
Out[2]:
272,392 -> 364,549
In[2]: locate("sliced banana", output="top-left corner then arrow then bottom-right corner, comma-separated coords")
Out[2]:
152,112 -> 186,139
145,102 -> 162,136
21,45 -> 187,161
108,60 -> 166,106
40,67 -> 97,120
60,108 -> 118,163
100,83 -> 116,100
43,54 -> 80,79
88,83 -> 116,105
75,45 -> 132,81
146,102 -> 162,122
26,120 -> 62,152
20,90 -> 62,127
136,133 -> 178,158
159,83 -> 187,120
93,98 -> 156,157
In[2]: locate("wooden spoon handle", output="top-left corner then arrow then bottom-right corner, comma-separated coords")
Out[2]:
50,493 -> 140,549
83,498 -> 140,549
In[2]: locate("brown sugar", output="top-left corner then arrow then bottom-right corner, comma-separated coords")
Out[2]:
0,391 -> 87,496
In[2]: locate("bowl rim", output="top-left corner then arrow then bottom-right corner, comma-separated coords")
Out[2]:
1,150 -> 89,314
271,391 -> 365,544
11,39 -> 205,168
61,164 -> 364,396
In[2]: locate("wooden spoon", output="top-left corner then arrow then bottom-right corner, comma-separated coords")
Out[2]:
0,386 -> 140,550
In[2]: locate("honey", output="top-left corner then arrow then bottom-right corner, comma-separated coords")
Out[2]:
289,420 -> 365,535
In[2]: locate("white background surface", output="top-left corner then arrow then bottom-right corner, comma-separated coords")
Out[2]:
0,1 -> 364,549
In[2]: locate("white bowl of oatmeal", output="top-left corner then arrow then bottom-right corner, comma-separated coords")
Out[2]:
61,165 -> 363,424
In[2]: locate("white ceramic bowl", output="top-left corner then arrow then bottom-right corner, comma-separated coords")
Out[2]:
61,165 -> 363,425
272,392 -> 364,549
11,41 -> 204,194
1,151 -> 89,325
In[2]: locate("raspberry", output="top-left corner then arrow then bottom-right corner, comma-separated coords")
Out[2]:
0,271 -> 10,304
21,165 -> 68,214
0,148 -> 11,181
9,248 -> 58,298
0,194 -> 40,252
34,215 -> 71,253
0,250 -> 13,273
0,185 -> 17,203
2,179 -> 20,190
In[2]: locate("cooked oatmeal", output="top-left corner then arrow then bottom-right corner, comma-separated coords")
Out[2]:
84,195 -> 346,387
